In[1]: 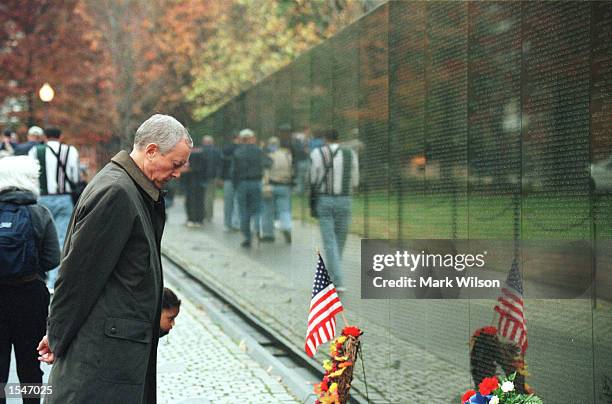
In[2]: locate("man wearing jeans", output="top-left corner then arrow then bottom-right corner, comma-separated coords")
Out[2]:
233,129 -> 271,248
261,136 -> 293,243
309,129 -> 359,291
222,134 -> 240,231
28,127 -> 79,291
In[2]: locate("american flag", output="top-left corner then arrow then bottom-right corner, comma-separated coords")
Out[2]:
305,254 -> 344,357
494,261 -> 528,354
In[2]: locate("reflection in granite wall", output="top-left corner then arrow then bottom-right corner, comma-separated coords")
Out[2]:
244,83 -> 260,136
359,5 -> 390,239
195,2 -> 612,402
310,41 -> 333,134
290,53 -> 311,136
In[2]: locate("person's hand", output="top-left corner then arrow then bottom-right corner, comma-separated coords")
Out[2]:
37,335 -> 55,364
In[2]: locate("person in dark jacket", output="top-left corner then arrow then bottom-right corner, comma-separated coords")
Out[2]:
182,145 -> 205,226
222,135 -> 240,231
233,129 -> 271,248
13,126 -> 44,156
36,114 -> 192,404
200,135 -> 222,222
0,156 -> 60,404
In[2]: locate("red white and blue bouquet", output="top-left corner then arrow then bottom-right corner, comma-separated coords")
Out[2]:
461,373 -> 543,404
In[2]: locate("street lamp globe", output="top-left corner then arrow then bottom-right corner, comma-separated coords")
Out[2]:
39,83 -> 55,102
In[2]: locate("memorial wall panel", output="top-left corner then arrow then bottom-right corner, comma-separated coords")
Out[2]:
290,53 -> 311,134
521,2 -> 591,241
212,107 -> 224,141
359,5 -> 390,239
244,84 -> 260,136
189,3 -> 612,402
310,42 -> 333,133
386,5 -> 461,404
591,2 -> 612,400
274,66 -> 292,140
466,1 -> 521,241
390,1 -> 427,240
423,1 -> 469,240
258,78 -> 276,140
332,24 -> 359,142
521,3 -> 593,402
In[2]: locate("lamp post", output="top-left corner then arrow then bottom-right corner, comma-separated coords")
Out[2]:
39,82 -> 54,127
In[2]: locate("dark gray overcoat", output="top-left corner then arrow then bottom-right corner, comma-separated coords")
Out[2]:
46,151 -> 165,404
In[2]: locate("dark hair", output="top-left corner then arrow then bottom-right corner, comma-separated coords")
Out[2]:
3,129 -> 11,137
162,287 -> 181,310
44,127 -> 62,139
324,129 -> 339,142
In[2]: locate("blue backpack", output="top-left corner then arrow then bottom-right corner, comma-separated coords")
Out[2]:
0,202 -> 39,279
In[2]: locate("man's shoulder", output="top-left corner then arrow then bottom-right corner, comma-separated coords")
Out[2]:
83,163 -> 138,202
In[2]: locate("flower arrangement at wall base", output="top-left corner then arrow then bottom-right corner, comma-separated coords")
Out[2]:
462,373 -> 542,404
313,326 -> 363,404
470,326 -> 530,394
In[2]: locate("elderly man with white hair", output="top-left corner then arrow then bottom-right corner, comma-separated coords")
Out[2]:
37,114 -> 192,403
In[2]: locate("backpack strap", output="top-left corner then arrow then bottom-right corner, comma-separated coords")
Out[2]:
47,144 -> 76,192
315,145 -> 340,195
340,148 -> 352,195
36,144 -> 48,195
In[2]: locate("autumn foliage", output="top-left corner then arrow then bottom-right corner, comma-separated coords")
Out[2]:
1,0 -> 365,156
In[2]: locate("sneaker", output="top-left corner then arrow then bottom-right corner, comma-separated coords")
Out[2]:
260,236 -> 275,243
241,240 -> 252,248
282,230 -> 292,244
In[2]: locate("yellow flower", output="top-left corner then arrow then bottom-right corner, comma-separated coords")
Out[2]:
323,360 -> 333,372
329,383 -> 338,393
337,336 -> 347,345
334,355 -> 349,361
328,368 -> 346,378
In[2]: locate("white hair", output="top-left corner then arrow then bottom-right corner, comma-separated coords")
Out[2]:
0,156 -> 41,197
133,114 -> 193,154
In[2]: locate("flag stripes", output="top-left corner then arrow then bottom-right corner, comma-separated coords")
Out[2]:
305,254 -> 344,357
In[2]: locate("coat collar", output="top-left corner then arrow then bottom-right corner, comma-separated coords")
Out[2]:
111,150 -> 161,202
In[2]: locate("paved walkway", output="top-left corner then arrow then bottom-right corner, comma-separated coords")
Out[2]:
162,196 -> 612,403
6,281 -> 298,404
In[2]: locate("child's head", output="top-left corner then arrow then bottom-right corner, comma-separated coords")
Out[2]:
160,287 -> 181,333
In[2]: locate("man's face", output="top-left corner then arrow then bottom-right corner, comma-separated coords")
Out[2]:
144,139 -> 191,189
160,306 -> 180,333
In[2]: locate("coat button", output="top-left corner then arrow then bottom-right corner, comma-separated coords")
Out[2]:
110,326 -> 117,334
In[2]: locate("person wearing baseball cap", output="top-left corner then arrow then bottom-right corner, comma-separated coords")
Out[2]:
14,126 -> 44,156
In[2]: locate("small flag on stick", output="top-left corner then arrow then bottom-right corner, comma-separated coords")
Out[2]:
305,254 -> 344,357
494,261 -> 528,354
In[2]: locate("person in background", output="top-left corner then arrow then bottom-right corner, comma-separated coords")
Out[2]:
14,126 -> 44,156
261,136 -> 293,243
291,128 -> 310,195
233,129 -> 271,248
309,129 -> 359,292
159,287 -> 181,338
222,134 -> 240,232
200,135 -> 222,222
182,143 -> 205,227
28,127 -> 79,291
0,156 -> 60,404
0,129 -> 15,158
